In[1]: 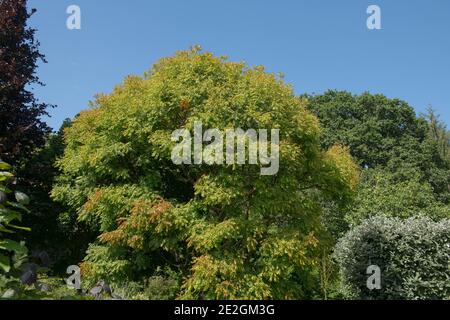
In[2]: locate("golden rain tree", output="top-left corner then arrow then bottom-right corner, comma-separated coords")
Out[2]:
52,47 -> 359,299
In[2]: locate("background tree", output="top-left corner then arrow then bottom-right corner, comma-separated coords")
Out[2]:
0,0 -> 52,166
421,106 -> 450,162
52,48 -> 359,299
306,91 -> 450,234
306,91 -> 429,170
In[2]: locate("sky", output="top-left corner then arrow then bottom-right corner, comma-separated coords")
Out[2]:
27,0 -> 450,130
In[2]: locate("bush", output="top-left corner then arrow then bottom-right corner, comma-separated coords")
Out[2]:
334,215 -> 450,300
0,160 -> 30,296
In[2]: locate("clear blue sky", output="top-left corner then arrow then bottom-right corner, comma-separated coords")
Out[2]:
28,0 -> 450,130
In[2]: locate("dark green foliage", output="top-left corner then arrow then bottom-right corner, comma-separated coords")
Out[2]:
0,160 -> 30,297
306,91 -> 427,169
334,216 -> 450,300
307,91 -> 450,204
0,160 -> 91,299
422,106 -> 450,162
348,170 -> 449,226
306,91 -> 450,238
17,119 -> 96,272
0,161 -> 29,274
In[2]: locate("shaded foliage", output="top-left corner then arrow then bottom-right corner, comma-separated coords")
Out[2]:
18,119 -> 96,272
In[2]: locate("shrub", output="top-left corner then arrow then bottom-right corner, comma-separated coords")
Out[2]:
334,215 -> 450,300
0,160 -> 30,296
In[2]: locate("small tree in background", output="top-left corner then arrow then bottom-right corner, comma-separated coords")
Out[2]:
422,106 -> 450,162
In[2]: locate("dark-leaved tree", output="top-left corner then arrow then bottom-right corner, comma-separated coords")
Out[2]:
0,0 -> 52,165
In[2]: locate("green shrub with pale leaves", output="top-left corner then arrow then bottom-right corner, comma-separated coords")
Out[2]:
334,215 -> 450,300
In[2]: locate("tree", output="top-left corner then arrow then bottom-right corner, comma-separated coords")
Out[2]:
347,169 -> 449,226
306,91 -> 428,169
421,106 -> 450,162
0,0 -> 52,165
306,91 -> 450,231
52,48 -> 359,299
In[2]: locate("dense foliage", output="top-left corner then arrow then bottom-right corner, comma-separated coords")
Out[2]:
334,216 -> 450,300
0,4 -> 449,298
52,48 -> 360,299
0,160 -> 29,294
17,119 -> 96,272
348,169 -> 450,225
0,0 -> 52,166
307,91 -> 450,203
306,91 -> 450,236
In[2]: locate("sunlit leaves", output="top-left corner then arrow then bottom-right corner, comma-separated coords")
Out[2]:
53,48 -> 359,299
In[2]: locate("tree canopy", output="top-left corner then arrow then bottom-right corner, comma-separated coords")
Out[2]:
0,0 -> 52,165
52,48 -> 360,299
306,91 -> 450,231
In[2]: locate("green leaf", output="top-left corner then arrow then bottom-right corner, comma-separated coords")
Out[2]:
0,186 -> 12,193
0,162 -> 12,171
0,239 -> 27,254
0,208 -> 22,224
7,224 -> 31,232
0,172 -> 13,182
14,191 -> 30,205
0,254 -> 10,272
0,224 -> 14,233
5,201 -> 30,213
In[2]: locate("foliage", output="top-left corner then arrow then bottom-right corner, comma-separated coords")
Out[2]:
0,160 -> 29,274
0,160 -> 30,296
334,215 -> 450,300
306,91 -> 450,202
0,160 -> 86,300
306,91 -> 428,169
306,91 -> 450,236
53,47 -> 359,299
0,0 -> 52,165
16,119 -> 95,272
347,169 -> 450,225
422,106 -> 450,162
111,267 -> 180,300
